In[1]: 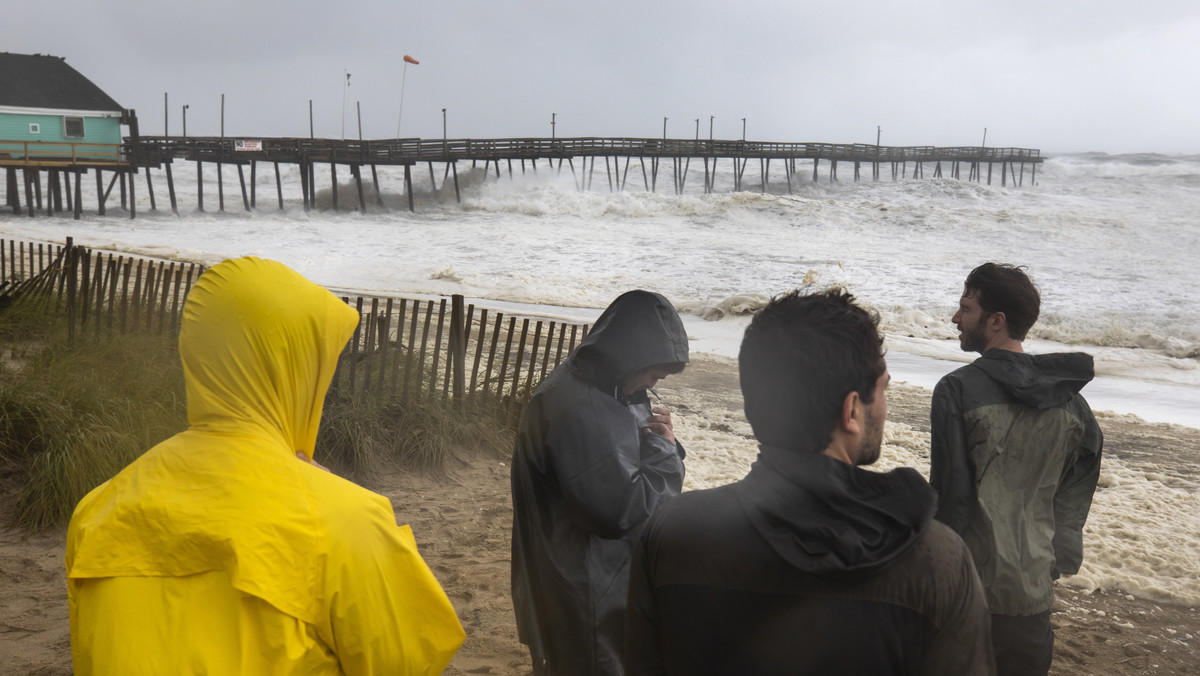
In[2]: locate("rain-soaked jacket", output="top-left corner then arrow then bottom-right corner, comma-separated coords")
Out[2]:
625,446 -> 995,675
931,349 -> 1104,616
66,257 -> 464,675
510,290 -> 689,675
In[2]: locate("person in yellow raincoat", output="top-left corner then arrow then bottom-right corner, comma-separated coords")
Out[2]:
65,257 -> 465,675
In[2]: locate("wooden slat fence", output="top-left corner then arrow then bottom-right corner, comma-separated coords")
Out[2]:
333,292 -> 589,406
0,237 -> 203,340
1,237 -> 589,406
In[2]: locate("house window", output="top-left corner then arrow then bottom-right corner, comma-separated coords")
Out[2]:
29,123 -> 40,134
64,116 -> 85,138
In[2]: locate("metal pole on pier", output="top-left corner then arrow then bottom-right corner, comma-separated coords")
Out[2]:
341,69 -> 349,140
875,125 -> 881,180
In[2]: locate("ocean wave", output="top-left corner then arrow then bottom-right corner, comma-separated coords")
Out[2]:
429,266 -> 463,283
1036,323 -> 1200,361
677,293 -> 770,320
864,305 -> 1200,364
1049,152 -> 1200,167
1045,154 -> 1200,186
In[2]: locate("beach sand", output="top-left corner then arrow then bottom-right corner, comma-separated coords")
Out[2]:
2,355 -> 1197,674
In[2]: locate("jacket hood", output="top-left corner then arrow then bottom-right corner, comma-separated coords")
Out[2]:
736,445 -> 935,577
974,349 -> 1094,410
178,256 -> 359,461
572,290 -> 688,391
67,257 -> 360,625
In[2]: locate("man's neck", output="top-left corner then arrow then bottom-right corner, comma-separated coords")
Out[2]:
820,444 -> 854,466
982,335 -> 1024,354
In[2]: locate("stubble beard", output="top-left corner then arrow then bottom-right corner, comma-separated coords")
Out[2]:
958,316 -> 989,354
855,407 -> 884,467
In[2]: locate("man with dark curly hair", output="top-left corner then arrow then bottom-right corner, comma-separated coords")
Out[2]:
932,263 -> 1104,676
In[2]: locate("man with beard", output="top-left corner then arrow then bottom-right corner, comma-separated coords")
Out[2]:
624,289 -> 994,675
931,263 -> 1104,676
510,290 -> 689,676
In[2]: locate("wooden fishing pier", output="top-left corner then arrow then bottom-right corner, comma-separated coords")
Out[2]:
1,135 -> 1043,218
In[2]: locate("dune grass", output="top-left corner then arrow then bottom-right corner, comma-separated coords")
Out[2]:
317,392 -> 517,482
0,301 -> 186,532
0,296 -> 523,532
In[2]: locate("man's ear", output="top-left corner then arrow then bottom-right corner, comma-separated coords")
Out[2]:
840,390 -> 862,436
987,310 -> 1008,336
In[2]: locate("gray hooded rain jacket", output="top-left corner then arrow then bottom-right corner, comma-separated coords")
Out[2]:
510,290 -> 689,675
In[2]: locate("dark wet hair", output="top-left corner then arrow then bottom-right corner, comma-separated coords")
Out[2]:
964,262 -> 1041,340
739,288 -> 885,454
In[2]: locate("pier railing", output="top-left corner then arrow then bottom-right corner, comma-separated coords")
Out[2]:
0,140 -> 124,166
131,135 -> 1041,166
1,237 -> 587,406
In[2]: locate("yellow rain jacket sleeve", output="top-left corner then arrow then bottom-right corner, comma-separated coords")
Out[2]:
65,257 -> 464,675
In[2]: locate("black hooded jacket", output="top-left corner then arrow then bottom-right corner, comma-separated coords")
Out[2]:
510,290 -> 689,675
625,446 -> 995,675
930,349 -> 1103,616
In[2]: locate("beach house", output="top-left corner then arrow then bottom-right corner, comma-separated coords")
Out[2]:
0,52 -> 128,163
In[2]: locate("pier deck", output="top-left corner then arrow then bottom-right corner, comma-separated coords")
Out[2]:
3,135 -> 1042,218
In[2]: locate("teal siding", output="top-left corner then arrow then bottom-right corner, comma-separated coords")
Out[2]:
0,112 -> 122,161
0,112 -> 34,140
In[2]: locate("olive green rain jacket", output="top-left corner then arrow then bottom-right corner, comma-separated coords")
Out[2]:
930,348 -> 1104,616
66,257 -> 464,675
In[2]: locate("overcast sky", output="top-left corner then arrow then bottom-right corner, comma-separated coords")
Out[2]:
6,1 -> 1199,154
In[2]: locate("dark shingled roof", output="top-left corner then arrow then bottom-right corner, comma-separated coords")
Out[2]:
0,52 -> 123,112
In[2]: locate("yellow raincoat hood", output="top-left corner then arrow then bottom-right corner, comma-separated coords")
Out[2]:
67,258 -> 464,674
179,255 -> 354,464
68,257 -> 355,623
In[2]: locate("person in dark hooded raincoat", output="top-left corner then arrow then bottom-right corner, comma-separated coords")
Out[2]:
624,289 -> 994,675
510,290 -> 689,676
